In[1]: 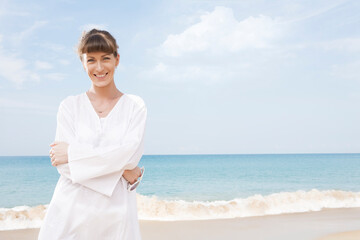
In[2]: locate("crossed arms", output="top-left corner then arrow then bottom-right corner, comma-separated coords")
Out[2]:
51,98 -> 147,197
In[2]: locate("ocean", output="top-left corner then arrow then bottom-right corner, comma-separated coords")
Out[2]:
1,153 -> 360,230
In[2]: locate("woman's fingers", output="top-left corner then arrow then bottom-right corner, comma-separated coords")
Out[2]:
49,142 -> 58,147
123,169 -> 141,184
51,158 -> 57,166
49,147 -> 58,167
49,148 -> 55,159
49,142 -> 69,165
136,167 -> 142,178
50,154 -> 57,167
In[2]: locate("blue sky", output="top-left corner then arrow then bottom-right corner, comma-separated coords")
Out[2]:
0,0 -> 359,155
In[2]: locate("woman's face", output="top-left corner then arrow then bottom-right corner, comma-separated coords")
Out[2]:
82,51 -> 120,88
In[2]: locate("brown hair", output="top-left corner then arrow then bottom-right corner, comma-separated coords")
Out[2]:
77,29 -> 119,61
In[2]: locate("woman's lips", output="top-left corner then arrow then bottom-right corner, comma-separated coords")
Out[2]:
94,72 -> 108,79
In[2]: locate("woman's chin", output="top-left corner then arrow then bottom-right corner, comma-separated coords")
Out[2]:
92,81 -> 112,88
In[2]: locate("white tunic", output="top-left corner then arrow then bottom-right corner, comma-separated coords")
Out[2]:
38,92 -> 147,240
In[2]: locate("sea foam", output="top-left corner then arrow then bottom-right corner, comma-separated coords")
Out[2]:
1,189 -> 359,230
137,189 -> 360,220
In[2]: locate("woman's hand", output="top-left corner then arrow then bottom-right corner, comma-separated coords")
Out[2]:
49,141 -> 69,167
123,166 -> 142,184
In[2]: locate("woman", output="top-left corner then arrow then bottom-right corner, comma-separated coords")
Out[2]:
38,29 -> 146,240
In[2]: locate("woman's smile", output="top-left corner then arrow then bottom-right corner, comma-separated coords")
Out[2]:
94,72 -> 108,79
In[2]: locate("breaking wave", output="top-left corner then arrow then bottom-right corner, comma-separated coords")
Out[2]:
1,189 -> 360,230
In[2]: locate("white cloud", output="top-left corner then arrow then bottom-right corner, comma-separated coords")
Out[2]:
35,60 -> 53,70
80,24 -> 108,32
0,34 -> 40,85
154,62 -> 167,73
0,97 -> 53,114
142,60 -> 249,84
0,54 -> 40,85
331,61 -> 360,80
0,10 -> 30,17
0,22 -> 48,85
43,43 -> 66,52
145,7 -> 286,83
14,21 -> 47,44
161,6 -> 283,57
0,1 -> 30,18
323,38 -> 360,52
44,73 -> 67,81
285,1 -> 347,24
59,59 -> 71,65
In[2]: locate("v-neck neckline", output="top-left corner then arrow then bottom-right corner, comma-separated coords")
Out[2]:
84,92 -> 126,120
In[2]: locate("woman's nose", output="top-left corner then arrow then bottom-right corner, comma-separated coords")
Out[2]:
96,61 -> 104,71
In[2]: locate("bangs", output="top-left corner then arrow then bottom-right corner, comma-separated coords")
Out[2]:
81,34 -> 116,55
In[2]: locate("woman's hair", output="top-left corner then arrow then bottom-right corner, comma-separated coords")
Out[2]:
77,29 -> 119,61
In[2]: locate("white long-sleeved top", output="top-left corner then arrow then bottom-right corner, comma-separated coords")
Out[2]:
38,92 -> 146,240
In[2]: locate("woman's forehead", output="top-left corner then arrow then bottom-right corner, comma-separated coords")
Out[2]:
83,52 -> 112,58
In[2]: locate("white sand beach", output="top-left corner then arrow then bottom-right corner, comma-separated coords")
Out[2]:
317,230 -> 360,240
0,207 -> 359,240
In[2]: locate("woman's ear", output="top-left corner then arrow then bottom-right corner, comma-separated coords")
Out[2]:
82,61 -> 87,71
115,54 -> 120,67
81,54 -> 87,71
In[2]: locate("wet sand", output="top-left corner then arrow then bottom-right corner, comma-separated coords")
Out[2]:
0,208 -> 359,240
316,230 -> 360,240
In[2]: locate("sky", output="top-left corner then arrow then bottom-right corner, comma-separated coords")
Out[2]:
0,0 -> 359,155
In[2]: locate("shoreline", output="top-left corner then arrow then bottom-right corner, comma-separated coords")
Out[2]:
1,207 -> 359,240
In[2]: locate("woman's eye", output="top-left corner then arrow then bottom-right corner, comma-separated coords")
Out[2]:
87,59 -> 94,62
103,57 -> 110,60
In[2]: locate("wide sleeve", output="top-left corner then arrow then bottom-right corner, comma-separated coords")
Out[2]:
66,101 -> 147,197
54,99 -> 74,181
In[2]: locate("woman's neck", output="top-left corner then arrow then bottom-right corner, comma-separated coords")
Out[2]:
88,81 -> 121,100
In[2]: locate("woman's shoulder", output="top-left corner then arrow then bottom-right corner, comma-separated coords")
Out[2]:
124,93 -> 146,109
59,92 -> 85,108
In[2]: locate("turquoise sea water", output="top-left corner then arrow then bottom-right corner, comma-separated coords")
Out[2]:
0,153 -> 359,208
